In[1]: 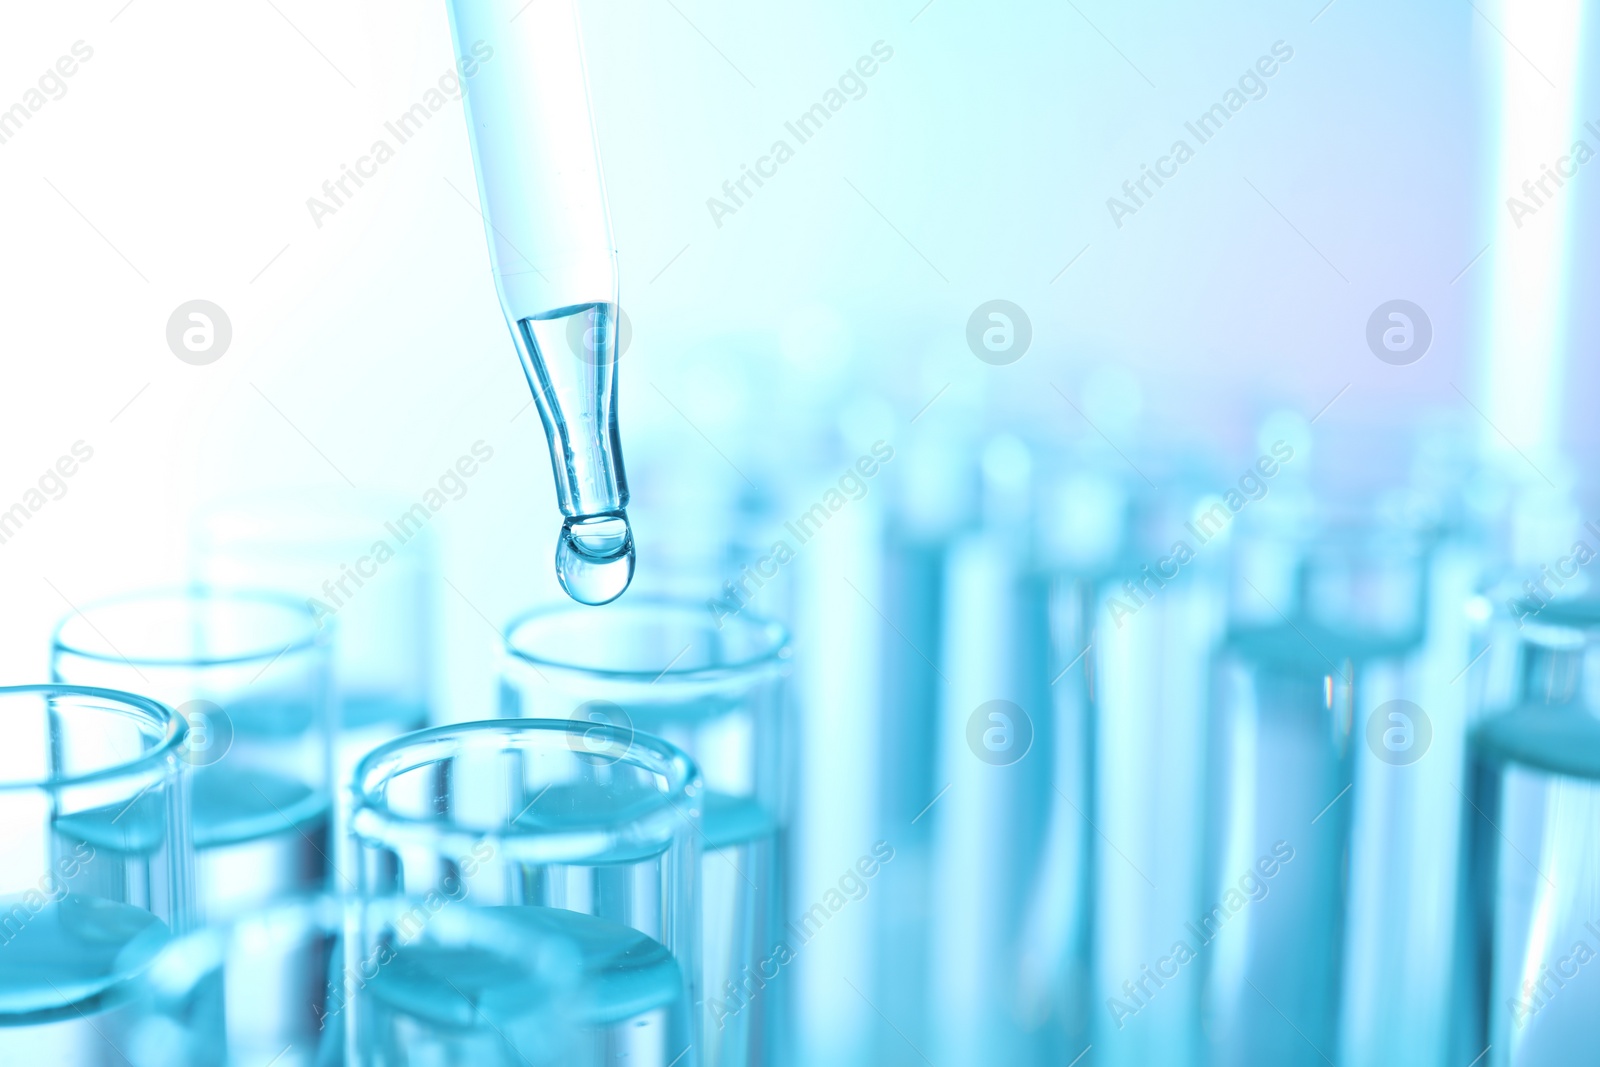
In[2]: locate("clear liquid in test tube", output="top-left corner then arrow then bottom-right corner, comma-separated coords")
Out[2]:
445,0 -> 633,605
1456,597 -> 1600,1067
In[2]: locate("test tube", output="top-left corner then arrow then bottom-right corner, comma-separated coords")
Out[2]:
123,894 -> 584,1066
1297,520 -> 1432,651
625,456 -> 798,631
871,427 -> 977,1060
779,441 -> 889,1067
1203,520 -> 1455,1066
1456,598 -> 1600,1066
924,436 -> 1055,1066
1079,476 -> 1226,1067
195,492 -> 435,739
499,600 -> 790,1067
443,0 -> 634,604
51,591 -> 334,920
1331,521 -> 1477,1067
0,685 -> 191,1065
195,493 -> 436,873
1202,623 -> 1355,1064
350,719 -> 702,1065
1446,576 -> 1525,1061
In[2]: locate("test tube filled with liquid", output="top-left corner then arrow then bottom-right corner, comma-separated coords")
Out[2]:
445,0 -> 633,604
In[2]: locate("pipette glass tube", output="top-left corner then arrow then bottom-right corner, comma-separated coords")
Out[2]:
445,0 -> 634,605
351,719 -> 702,1065
500,601 -> 790,1067
51,591 -> 333,921
0,685 -> 191,1065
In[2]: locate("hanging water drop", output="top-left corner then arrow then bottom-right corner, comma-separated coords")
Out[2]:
555,513 -> 635,605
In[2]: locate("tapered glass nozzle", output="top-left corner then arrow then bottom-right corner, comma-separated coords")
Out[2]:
514,304 -> 629,522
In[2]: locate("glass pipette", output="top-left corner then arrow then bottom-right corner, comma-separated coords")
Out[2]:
445,0 -> 633,605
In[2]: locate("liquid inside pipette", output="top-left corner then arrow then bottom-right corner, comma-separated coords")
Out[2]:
517,304 -> 634,606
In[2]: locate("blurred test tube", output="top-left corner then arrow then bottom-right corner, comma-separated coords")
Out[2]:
194,492 -> 435,870
1077,473 -> 1227,1067
1456,596 -> 1600,1066
1203,621 -> 1354,1064
1321,520 -> 1476,1067
870,418 -> 978,1062
51,591 -> 332,921
196,492 -> 435,733
1011,458 -> 1132,1061
1204,509 -> 1474,1066
924,435 -> 1054,1065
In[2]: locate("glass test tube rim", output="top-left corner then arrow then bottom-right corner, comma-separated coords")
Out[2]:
1468,575 -> 1600,648
1519,594 -> 1600,631
350,717 -> 702,863
51,586 -> 329,670
1472,591 -> 1600,778
1219,620 -> 1370,673
503,597 -> 790,685
1470,583 -> 1600,681
0,683 -> 188,792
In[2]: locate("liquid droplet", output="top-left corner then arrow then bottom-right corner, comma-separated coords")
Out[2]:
556,514 -> 635,606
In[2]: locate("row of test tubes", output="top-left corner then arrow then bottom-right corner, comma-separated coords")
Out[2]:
624,392 -> 1597,1067
2,404 -> 1595,1066
0,494 -> 793,1066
